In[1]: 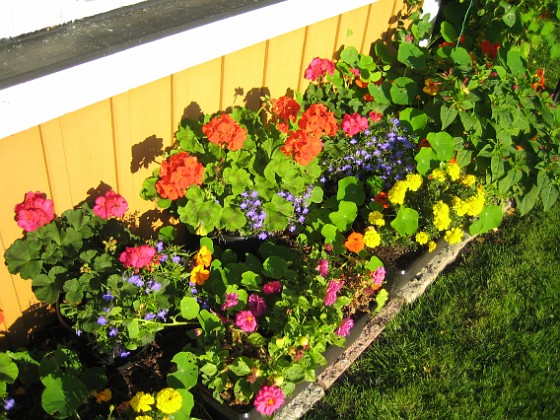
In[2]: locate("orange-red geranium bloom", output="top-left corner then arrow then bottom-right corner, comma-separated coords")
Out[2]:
281,129 -> 323,166
298,104 -> 338,138
532,68 -> 546,91
156,152 -> 205,200
202,114 -> 247,151
272,96 -> 301,122
374,192 -> 390,209
344,232 -> 365,253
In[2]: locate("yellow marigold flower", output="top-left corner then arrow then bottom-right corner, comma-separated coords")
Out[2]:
461,174 -> 476,187
433,201 -> 451,231
368,211 -> 385,226
190,264 -> 210,285
415,231 -> 430,245
405,173 -> 423,191
388,180 -> 408,205
444,227 -> 464,244
431,168 -> 446,182
363,228 -> 381,249
452,196 -> 469,217
130,391 -> 155,413
428,241 -> 437,252
135,416 -> 153,420
156,388 -> 183,414
446,162 -> 461,181
195,245 -> 212,267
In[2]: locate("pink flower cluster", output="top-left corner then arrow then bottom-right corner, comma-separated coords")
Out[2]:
221,293 -> 239,312
316,259 -> 329,277
304,57 -> 335,81
14,191 -> 55,232
235,310 -> 258,333
324,280 -> 344,306
93,190 -> 128,219
341,113 -> 369,137
263,280 -> 282,295
336,317 -> 354,337
119,245 -> 157,269
254,385 -> 285,416
372,266 -> 386,287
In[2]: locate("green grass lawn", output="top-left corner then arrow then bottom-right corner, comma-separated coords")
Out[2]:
304,203 -> 560,419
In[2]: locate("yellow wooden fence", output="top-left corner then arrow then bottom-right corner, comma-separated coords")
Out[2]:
0,0 -> 406,349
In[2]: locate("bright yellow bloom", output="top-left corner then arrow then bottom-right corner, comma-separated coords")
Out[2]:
446,162 -> 461,181
461,174 -> 476,187
388,180 -> 408,205
156,388 -> 183,414
363,228 -> 381,249
415,231 -> 430,245
428,241 -> 437,252
135,416 -> 153,420
405,173 -> 423,191
130,392 -> 155,413
368,211 -> 385,226
465,187 -> 485,216
190,264 -> 210,285
433,201 -> 451,231
452,196 -> 469,217
431,168 -> 446,182
195,245 -> 212,267
444,227 -> 464,244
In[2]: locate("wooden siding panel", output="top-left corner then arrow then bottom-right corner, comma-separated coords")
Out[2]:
335,5 -> 371,56
222,42 -> 267,111
264,28 -> 306,100
172,58 -> 222,124
364,0 -> 402,52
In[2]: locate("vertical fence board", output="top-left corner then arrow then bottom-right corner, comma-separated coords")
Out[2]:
364,0 -> 403,52
335,5 -> 371,56
172,57 -> 223,124
222,42 -> 267,111
264,27 -> 307,100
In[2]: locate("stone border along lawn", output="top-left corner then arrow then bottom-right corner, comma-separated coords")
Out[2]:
273,231 -> 479,420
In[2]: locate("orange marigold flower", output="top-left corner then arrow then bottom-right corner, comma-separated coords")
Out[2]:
423,78 -> 440,96
355,79 -> 368,89
344,232 -> 365,253
195,245 -> 212,267
298,104 -> 338,138
281,129 -> 323,166
190,264 -> 210,285
156,152 -> 205,200
202,114 -> 247,151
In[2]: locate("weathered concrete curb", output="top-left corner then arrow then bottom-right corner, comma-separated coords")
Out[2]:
274,233 -> 476,420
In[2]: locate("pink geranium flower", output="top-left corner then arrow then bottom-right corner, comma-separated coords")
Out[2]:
262,281 -> 282,295
221,293 -> 239,312
341,113 -> 369,136
235,310 -> 258,333
254,385 -> 285,416
119,245 -> 157,269
372,266 -> 386,286
369,111 -> 383,123
316,259 -> 329,277
304,57 -> 335,81
93,190 -> 128,219
324,280 -> 344,306
248,294 -> 267,317
14,191 -> 55,232
336,317 -> 354,337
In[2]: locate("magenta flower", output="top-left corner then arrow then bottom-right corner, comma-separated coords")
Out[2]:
372,266 -> 386,286
14,191 -> 55,232
341,113 -> 369,137
119,245 -> 157,269
253,385 -> 285,416
336,317 -> 354,337
221,293 -> 239,312
324,280 -> 344,306
93,190 -> 128,219
304,57 -> 335,81
316,259 -> 329,277
235,310 -> 258,333
262,281 -> 282,295
248,294 -> 267,317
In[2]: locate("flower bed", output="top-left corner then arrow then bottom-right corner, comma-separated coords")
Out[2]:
1,0 -> 559,418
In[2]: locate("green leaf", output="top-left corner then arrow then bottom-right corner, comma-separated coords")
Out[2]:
32,273 -> 61,304
230,357 -> 252,376
397,43 -> 426,70
427,132 -> 455,161
336,177 -> 365,205
440,104 -> 458,130
390,77 -> 417,105
283,364 -> 306,383
329,201 -> 358,232
399,108 -> 427,132
415,147 -> 436,175
390,206 -> 419,236
63,278 -> 84,304
375,289 -> 389,313
517,185 -> 539,216
4,239 -> 43,279
0,353 -> 19,386
440,21 -> 458,42
172,389 -> 195,419
340,46 -> 359,65
41,376 -> 87,419
503,5 -> 517,27
128,319 -> 139,339
180,297 -> 200,320
506,50 -> 525,77
450,47 -> 472,67
168,352 -> 198,389
540,182 -> 559,211
263,256 -> 289,279
469,205 -> 503,235
158,225 -> 176,242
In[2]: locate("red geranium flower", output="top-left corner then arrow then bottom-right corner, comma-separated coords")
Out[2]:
156,152 -> 205,200
119,245 -> 157,269
281,129 -> 323,166
341,113 -> 369,137
14,191 -> 55,232
202,114 -> 247,151
480,40 -> 500,60
298,103 -> 338,138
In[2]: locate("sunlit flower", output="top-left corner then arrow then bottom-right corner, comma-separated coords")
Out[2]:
444,227 -> 464,244
304,57 -> 335,81
363,228 -> 381,248
254,385 -> 285,416
155,387 -> 182,414
415,231 -> 430,245
93,190 -> 128,219
324,280 -> 344,306
316,259 -> 329,277
263,281 -> 282,294
235,310 -> 258,333
405,173 -> 423,192
190,264 -> 210,285
202,113 -> 247,151
221,293 -> 239,312
336,317 -> 354,337
14,191 -> 55,232
195,246 -> 212,267
433,201 -> 451,231
388,180 -> 408,205
368,211 -> 385,226
445,162 -> 461,181
428,241 -> 437,252
344,232 -> 365,253
130,391 -> 155,413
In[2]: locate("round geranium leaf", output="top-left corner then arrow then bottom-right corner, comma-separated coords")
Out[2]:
180,297 -> 200,320
390,77 -> 417,105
